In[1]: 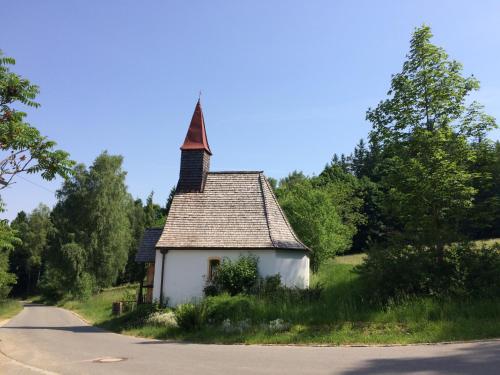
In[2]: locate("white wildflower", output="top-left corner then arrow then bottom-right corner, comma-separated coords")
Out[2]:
268,318 -> 290,333
221,318 -> 251,334
221,318 -> 232,332
146,311 -> 178,328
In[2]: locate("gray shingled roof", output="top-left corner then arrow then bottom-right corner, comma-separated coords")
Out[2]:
156,172 -> 308,250
135,228 -> 163,262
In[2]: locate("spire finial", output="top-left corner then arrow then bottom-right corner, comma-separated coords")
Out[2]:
198,90 -> 202,101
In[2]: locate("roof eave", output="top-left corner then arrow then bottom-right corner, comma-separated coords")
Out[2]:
155,245 -> 309,251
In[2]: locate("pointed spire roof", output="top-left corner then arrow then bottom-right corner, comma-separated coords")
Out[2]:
180,100 -> 212,155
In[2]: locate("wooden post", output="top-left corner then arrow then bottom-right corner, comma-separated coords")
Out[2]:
137,280 -> 144,305
112,301 -> 123,316
159,250 -> 166,307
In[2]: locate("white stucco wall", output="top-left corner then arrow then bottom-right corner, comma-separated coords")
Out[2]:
152,249 -> 309,306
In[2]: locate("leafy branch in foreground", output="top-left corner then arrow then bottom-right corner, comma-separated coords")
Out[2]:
0,50 -> 74,189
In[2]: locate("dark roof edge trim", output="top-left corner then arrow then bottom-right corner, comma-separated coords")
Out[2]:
155,246 -> 309,251
260,173 -> 311,252
258,173 -> 277,248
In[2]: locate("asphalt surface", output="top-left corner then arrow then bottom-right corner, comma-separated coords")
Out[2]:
0,304 -> 499,374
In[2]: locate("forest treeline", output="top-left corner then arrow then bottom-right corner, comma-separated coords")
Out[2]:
2,25 -> 500,300
8,154 -> 175,298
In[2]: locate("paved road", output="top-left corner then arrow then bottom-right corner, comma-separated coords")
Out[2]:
0,304 -> 499,375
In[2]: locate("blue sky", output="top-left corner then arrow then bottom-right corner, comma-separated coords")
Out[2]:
2,0 -> 500,220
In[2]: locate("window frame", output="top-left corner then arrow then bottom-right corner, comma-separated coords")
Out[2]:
207,257 -> 221,281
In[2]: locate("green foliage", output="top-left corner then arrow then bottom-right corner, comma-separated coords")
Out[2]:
358,25 -> 498,297
59,284 -> 137,323
0,208 -> 19,298
0,248 -> 16,298
0,50 -> 74,188
122,189 -> 171,284
0,299 -> 22,320
276,168 -> 364,271
463,140 -> 500,239
357,242 -> 500,300
144,191 -> 167,228
366,25 -> 496,250
121,199 -> 146,284
203,294 -> 254,324
40,242 -> 95,300
9,149 -> 170,300
266,177 -> 278,191
209,255 -> 259,296
10,204 -> 52,296
87,152 -> 132,287
43,152 -> 133,298
446,243 -> 500,297
350,176 -> 385,251
258,274 -> 282,296
0,220 -> 20,252
60,242 -> 94,297
174,303 -> 204,331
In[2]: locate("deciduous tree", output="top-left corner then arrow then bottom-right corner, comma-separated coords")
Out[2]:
0,50 -> 74,188
366,25 -> 496,254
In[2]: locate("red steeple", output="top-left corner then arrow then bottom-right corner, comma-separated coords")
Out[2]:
180,100 -> 212,155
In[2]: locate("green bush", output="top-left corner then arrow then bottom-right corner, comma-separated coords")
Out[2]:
253,274 -> 323,303
209,255 -> 259,296
0,250 -> 16,299
73,272 -> 96,300
175,303 -> 204,331
448,243 -> 500,297
203,294 -> 255,324
258,274 -> 282,296
357,242 -> 500,300
202,282 -> 219,297
110,303 -> 160,329
39,267 -> 67,302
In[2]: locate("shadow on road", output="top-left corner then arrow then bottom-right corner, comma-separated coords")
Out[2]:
339,341 -> 500,375
134,340 -> 202,345
1,325 -> 104,333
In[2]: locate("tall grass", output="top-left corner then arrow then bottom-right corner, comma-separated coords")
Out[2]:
62,256 -> 500,345
0,299 -> 22,320
61,284 -> 137,324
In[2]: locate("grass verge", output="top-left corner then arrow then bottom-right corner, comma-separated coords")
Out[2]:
61,255 -> 500,345
60,284 -> 137,324
0,300 -> 22,320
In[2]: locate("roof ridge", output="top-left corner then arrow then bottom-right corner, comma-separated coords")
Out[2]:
260,172 -> 309,251
208,171 -> 264,174
258,173 -> 277,248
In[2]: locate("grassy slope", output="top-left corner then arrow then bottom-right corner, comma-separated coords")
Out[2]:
61,284 -> 137,324
63,249 -> 500,345
0,300 -> 22,320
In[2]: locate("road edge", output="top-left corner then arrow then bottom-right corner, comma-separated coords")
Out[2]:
0,305 -> 59,375
0,347 -> 59,375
